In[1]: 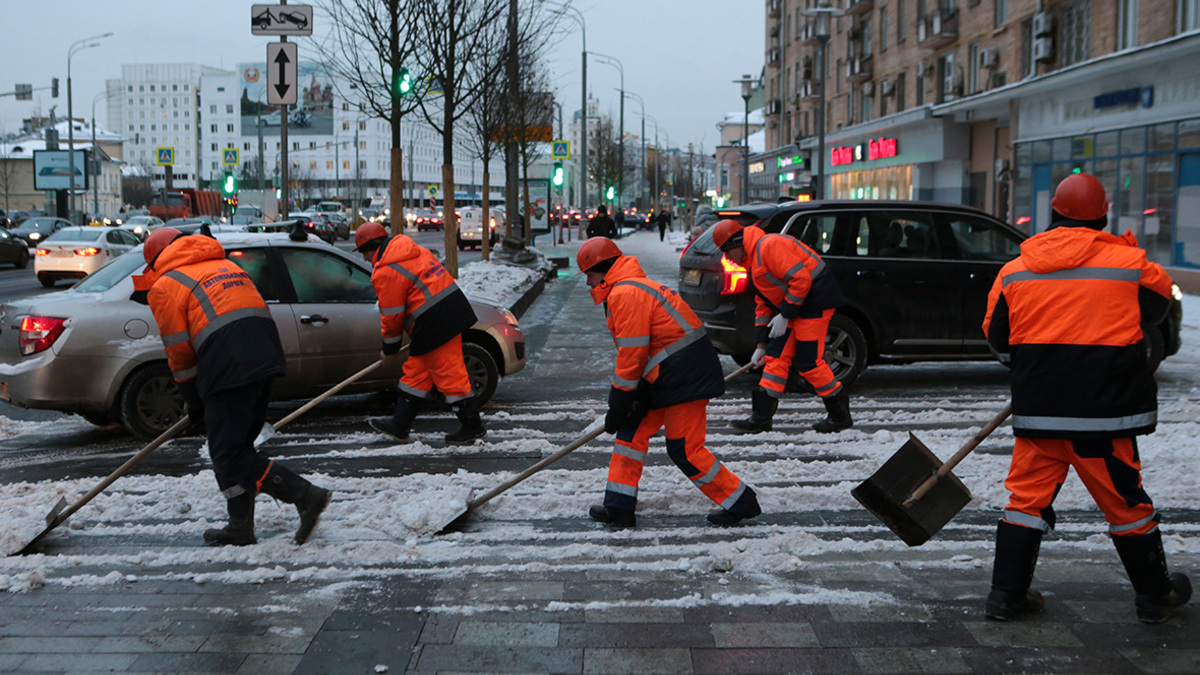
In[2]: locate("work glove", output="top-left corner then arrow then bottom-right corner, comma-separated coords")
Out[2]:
768,314 -> 790,339
186,404 -> 206,435
380,348 -> 403,366
751,346 -> 767,368
605,385 -> 649,434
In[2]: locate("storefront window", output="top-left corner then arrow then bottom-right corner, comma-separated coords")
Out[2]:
1012,165 -> 1032,231
1032,140 -> 1052,162
1052,137 -> 1072,161
1096,130 -> 1119,157
829,165 -> 913,201
1116,156 -> 1145,236
1180,119 -> 1200,149
1016,143 -> 1032,165
1149,123 -> 1175,152
1120,127 -> 1146,156
1144,155 -> 1174,265
1093,159 -> 1119,222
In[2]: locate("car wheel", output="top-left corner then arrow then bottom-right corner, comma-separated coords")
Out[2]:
38,274 -> 55,288
1142,323 -> 1165,374
118,363 -> 185,440
15,248 -> 29,269
463,341 -> 499,406
824,313 -> 868,388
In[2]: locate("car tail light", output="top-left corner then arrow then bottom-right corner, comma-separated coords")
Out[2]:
74,247 -> 104,256
35,248 -> 50,256
720,254 -> 749,295
19,316 -> 68,356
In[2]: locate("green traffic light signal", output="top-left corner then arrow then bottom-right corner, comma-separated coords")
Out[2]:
551,162 -> 564,187
223,173 -> 237,195
395,68 -> 412,96
605,185 -> 615,200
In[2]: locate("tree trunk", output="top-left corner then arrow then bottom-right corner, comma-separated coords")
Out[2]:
442,163 -> 457,277
481,170 -> 491,261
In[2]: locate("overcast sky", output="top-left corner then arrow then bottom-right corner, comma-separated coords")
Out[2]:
0,1 -> 764,156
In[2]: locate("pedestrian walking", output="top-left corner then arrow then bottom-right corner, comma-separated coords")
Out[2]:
614,207 -> 626,236
657,210 -> 668,242
981,172 -> 1190,624
133,228 -> 331,547
711,219 -> 852,434
586,205 -> 617,239
577,237 -> 762,528
354,222 -> 486,444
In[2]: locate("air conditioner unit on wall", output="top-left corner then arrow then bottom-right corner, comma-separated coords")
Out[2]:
945,72 -> 963,95
979,48 -> 999,68
881,79 -> 895,96
917,61 -> 931,77
862,81 -> 875,95
1033,36 -> 1054,62
1033,12 -> 1053,37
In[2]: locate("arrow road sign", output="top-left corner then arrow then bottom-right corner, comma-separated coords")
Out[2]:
251,4 -> 313,36
266,42 -> 298,105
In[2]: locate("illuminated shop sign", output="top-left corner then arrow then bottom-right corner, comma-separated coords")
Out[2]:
776,154 -> 805,168
748,161 -> 766,174
830,137 -> 899,166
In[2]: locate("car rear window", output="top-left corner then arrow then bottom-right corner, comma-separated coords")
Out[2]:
72,251 -> 147,293
45,228 -> 104,243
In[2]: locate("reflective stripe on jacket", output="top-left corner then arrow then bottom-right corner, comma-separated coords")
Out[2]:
146,236 -> 284,393
742,226 -> 843,341
370,235 -> 476,356
982,224 -> 1173,438
590,256 -> 725,408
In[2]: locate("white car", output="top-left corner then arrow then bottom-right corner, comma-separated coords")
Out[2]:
34,227 -> 141,287
456,207 -> 501,249
118,216 -> 164,240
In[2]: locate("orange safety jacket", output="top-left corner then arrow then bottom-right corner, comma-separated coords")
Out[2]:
983,223 -> 1173,439
591,256 -> 724,409
742,225 -> 843,342
143,236 -> 285,395
370,234 -> 476,356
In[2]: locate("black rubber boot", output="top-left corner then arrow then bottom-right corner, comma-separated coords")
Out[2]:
203,491 -> 257,547
258,463 -> 333,545
445,398 -> 486,444
730,388 -> 778,433
985,521 -> 1045,621
589,504 -> 636,528
370,394 -> 420,441
707,486 -> 763,526
812,390 -> 852,433
1113,529 -> 1193,624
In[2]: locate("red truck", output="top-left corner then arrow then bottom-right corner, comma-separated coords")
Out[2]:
149,189 -> 223,221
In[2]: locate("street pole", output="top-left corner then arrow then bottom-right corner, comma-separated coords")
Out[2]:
591,53 -> 623,209
734,74 -> 756,205
67,33 -> 110,225
804,5 -> 844,201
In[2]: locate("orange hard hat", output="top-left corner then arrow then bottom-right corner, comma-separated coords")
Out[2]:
1051,173 -> 1107,221
577,237 -> 622,273
353,221 -> 389,251
712,219 -> 745,250
143,227 -> 183,268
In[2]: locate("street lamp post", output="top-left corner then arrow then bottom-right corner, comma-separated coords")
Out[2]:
623,91 -> 647,209
804,5 -> 844,200
90,90 -> 115,217
67,32 -> 112,224
733,74 -> 757,205
590,52 -> 624,208
545,2 -> 587,209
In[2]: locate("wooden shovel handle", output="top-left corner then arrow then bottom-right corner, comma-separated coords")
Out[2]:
272,348 -> 407,432
905,402 -> 1013,506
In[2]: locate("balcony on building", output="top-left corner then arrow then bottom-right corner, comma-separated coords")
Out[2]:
767,0 -> 781,18
800,20 -> 820,46
918,6 -> 958,49
767,46 -> 781,65
800,79 -> 820,100
845,0 -> 875,17
846,54 -> 873,83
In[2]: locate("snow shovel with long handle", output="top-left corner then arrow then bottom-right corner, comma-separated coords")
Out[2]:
434,361 -> 757,533
851,402 -> 1013,547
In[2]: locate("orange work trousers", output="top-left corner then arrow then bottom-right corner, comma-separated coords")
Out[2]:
760,308 -> 841,399
397,334 -> 473,403
1002,436 -> 1158,536
603,399 -> 749,512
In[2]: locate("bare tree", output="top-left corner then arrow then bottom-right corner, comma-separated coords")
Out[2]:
459,13 -> 509,261
509,59 -> 554,246
0,154 -> 15,213
122,163 -> 156,208
317,0 -> 423,234
589,117 -> 624,208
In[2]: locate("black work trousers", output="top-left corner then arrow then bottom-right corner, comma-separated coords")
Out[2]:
205,379 -> 273,494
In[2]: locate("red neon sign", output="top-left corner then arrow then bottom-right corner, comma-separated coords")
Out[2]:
868,137 -> 898,160
831,137 -> 899,166
831,146 -> 855,166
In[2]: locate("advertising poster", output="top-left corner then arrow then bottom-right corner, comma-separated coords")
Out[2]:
520,178 -> 550,233
32,150 -> 88,190
239,62 -> 335,137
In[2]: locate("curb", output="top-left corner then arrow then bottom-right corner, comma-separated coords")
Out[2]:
509,270 -> 551,319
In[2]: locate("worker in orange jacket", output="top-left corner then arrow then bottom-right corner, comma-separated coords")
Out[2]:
578,237 -> 761,528
711,219 -> 851,434
133,228 -> 331,547
354,223 -> 484,444
982,173 -> 1189,624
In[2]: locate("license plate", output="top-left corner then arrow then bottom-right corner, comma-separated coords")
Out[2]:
682,268 -> 702,286
51,250 -> 72,257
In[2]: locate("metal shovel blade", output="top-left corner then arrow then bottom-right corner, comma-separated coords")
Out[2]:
851,432 -> 973,547
434,489 -> 476,534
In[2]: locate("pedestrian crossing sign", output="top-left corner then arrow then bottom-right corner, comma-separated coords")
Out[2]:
156,147 -> 174,166
222,148 -> 239,165
551,140 -> 570,159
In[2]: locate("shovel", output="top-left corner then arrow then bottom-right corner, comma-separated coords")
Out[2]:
434,361 -> 757,533
851,402 -> 1012,546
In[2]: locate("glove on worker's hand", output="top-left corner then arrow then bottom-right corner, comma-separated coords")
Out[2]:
605,385 -> 648,434
186,404 -> 206,435
751,346 -> 767,368
768,314 -> 790,339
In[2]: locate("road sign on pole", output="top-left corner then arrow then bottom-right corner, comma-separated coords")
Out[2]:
250,4 -> 314,36
156,147 -> 174,166
266,42 -> 298,105
551,140 -> 570,160
222,148 -> 240,166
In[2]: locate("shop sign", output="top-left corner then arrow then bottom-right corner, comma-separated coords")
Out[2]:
831,136 -> 899,166
777,154 -> 805,168
748,161 -> 766,174
1093,86 -> 1153,110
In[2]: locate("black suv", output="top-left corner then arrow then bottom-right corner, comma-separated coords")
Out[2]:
678,200 -> 1182,386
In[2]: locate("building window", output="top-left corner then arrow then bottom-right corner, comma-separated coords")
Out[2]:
968,41 -> 980,94
173,84 -> 178,91
151,124 -> 157,131
895,72 -> 906,111
1117,0 -> 1138,50
127,85 -> 133,92
327,160 -> 334,169
244,143 -> 251,150
343,121 -> 350,131
916,70 -> 926,106
226,104 -> 234,114
310,142 -> 317,150
344,160 -> 350,170
994,0 -> 1008,27
898,0 -> 907,41
227,124 -> 234,132
1183,0 -> 1199,30
139,85 -> 144,92
1059,0 -> 1091,66
310,161 -> 317,170
862,17 -> 873,56
211,143 -> 218,151
211,124 -> 217,133
880,6 -> 889,50
359,121 -> 367,130
210,105 -> 216,113
862,87 -> 873,122
184,84 -> 189,91
1020,17 -> 1034,77
150,85 -> 155,92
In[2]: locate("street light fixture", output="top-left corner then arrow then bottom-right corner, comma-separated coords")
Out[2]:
544,2 -> 587,208
91,90 -> 116,217
733,74 -> 758,205
803,5 -> 844,200
622,90 -> 647,209
589,51 -> 624,208
67,32 -> 112,224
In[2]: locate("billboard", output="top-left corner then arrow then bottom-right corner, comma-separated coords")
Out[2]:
239,62 -> 335,137
33,150 -> 88,190
520,178 -> 550,234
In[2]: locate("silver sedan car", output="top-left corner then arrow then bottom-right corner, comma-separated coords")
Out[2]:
0,233 -> 527,439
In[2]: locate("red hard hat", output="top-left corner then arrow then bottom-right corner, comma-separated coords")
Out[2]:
1051,173 -> 1107,221
143,227 -> 183,268
712,219 -> 745,250
353,221 -> 389,251
577,237 -> 622,273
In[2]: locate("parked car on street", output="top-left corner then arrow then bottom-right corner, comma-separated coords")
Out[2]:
678,200 -> 1184,386
0,229 -> 30,268
11,217 -> 71,246
118,215 -> 163,240
33,226 -> 141,287
0,233 -> 528,439
324,212 -> 351,240
413,208 -> 444,231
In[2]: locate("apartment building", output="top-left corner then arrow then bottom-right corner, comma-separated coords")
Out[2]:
761,0 -> 1200,269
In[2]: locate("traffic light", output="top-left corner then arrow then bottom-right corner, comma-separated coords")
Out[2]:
394,68 -> 412,96
551,162 -> 564,189
605,185 -> 615,201
51,77 -> 59,99
275,187 -> 282,199
222,173 -> 237,195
